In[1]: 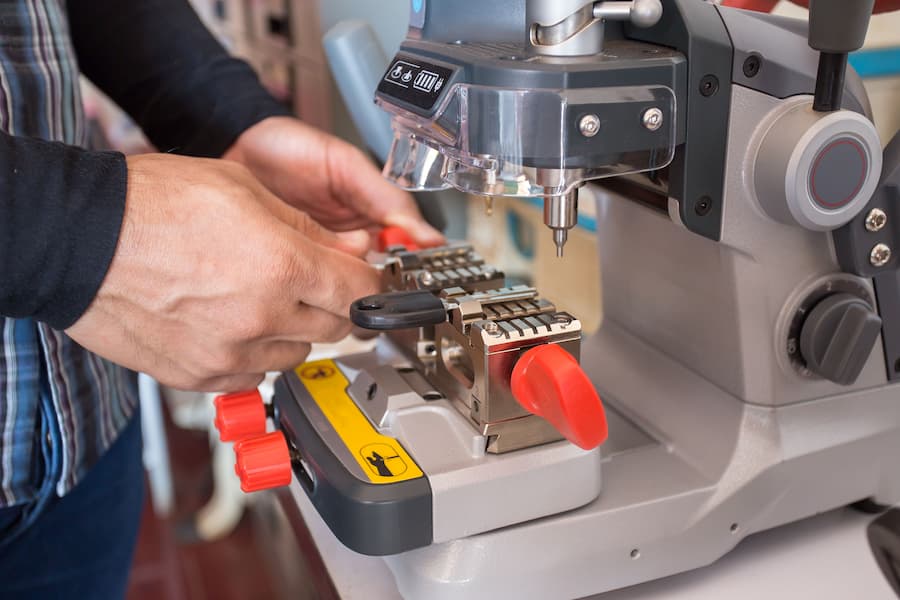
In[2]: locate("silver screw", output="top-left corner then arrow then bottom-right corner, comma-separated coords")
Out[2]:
579,114 -> 601,138
418,271 -> 435,286
483,321 -> 501,336
870,243 -> 892,267
786,339 -> 798,355
865,208 -> 887,232
642,107 -> 663,131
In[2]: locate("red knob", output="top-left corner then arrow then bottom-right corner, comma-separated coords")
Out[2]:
511,344 -> 608,450
213,390 -> 267,442
378,226 -> 420,252
233,431 -> 292,493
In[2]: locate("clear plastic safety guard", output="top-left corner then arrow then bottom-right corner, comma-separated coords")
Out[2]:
380,82 -> 677,198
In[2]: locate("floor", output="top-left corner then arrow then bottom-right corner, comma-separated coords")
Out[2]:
126,411 -> 292,600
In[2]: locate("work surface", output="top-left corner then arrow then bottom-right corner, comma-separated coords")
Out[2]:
288,483 -> 895,600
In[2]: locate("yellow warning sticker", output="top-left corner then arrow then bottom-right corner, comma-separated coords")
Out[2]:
296,360 -> 424,484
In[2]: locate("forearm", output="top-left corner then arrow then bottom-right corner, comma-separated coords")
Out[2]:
66,0 -> 290,158
0,131 -> 126,329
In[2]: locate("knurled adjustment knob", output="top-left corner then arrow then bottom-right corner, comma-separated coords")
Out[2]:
800,292 -> 882,385
511,344 -> 608,450
233,431 -> 292,493
213,390 -> 267,442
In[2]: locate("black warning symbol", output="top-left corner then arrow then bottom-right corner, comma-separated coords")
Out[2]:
360,443 -> 408,478
300,364 -> 336,381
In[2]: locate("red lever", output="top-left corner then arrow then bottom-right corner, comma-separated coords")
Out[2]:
233,431 -> 292,493
213,390 -> 267,442
511,344 -> 608,450
378,226 -> 420,252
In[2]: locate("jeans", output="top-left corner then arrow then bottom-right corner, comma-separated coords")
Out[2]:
0,411 -> 144,600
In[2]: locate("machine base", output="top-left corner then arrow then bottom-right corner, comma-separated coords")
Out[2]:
273,342 -> 602,556
373,321 -> 900,599
284,482 -> 895,600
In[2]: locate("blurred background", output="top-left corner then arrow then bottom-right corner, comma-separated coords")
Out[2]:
76,1 -> 900,598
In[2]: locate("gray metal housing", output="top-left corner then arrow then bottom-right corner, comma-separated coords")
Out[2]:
306,3 -> 900,598
374,8 -> 900,593
380,82 -> 900,600
718,8 -> 870,115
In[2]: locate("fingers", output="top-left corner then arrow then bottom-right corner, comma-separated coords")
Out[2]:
245,187 -> 381,328
227,120 -> 443,248
252,184 -> 371,258
239,340 -> 313,374
351,325 -> 380,341
202,311 -> 347,392
283,236 -> 382,318
270,305 -> 354,345
382,212 -> 445,248
325,137 -> 445,246
200,373 -> 266,394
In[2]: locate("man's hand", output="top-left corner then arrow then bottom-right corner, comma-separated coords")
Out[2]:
222,116 -> 445,247
66,153 -> 381,392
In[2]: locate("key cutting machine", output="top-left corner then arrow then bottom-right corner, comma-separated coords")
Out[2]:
212,1 -> 900,598
216,240 -> 609,554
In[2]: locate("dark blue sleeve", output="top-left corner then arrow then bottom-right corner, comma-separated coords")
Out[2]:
66,0 -> 292,157
0,132 -> 126,329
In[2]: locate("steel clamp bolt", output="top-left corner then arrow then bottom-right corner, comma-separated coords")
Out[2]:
418,271 -> 435,286
865,208 -> 887,232
870,243 -> 892,267
579,114 -> 601,138
641,107 -> 664,131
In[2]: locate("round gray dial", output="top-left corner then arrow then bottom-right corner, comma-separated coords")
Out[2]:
754,100 -> 882,231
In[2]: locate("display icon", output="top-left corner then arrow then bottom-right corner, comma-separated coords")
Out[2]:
413,70 -> 441,92
384,60 -> 420,89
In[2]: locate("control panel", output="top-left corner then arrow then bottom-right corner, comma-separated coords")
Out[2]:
377,55 -> 455,111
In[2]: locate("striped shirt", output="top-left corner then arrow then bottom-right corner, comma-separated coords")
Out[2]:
0,0 -> 137,507
0,0 -> 289,507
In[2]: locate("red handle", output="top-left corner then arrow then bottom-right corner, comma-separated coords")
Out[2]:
213,390 -> 267,442
233,431 -> 292,493
511,344 -> 608,450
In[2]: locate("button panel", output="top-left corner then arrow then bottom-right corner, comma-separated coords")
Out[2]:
377,55 -> 455,111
